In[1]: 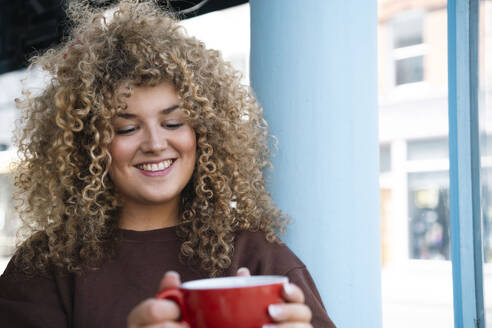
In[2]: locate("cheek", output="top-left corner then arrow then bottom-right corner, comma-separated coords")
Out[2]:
109,139 -> 131,170
108,143 -> 118,178
180,128 -> 197,161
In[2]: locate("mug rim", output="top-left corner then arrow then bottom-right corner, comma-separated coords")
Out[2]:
181,275 -> 288,290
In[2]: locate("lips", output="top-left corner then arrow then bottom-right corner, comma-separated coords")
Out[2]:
135,159 -> 175,172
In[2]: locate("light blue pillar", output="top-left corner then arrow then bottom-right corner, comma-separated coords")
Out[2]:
250,1 -> 381,327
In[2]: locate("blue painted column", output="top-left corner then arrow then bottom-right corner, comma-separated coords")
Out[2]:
250,1 -> 381,327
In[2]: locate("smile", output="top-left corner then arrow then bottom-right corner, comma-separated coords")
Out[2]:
136,159 -> 174,172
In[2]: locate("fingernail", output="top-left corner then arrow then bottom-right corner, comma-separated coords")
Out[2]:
166,271 -> 180,278
283,283 -> 294,295
268,304 -> 283,319
237,267 -> 249,274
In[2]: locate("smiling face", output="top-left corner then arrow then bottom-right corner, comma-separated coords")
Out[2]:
109,82 -> 196,217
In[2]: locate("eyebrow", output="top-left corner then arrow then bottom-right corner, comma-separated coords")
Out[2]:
116,104 -> 180,119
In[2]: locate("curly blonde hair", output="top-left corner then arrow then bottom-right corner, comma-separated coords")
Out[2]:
13,0 -> 287,277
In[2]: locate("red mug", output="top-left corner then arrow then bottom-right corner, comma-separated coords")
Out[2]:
155,275 -> 288,328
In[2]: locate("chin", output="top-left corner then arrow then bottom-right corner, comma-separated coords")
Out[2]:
140,196 -> 177,205
139,192 -> 180,205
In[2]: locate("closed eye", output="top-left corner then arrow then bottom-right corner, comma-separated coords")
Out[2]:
165,123 -> 184,129
116,127 -> 137,135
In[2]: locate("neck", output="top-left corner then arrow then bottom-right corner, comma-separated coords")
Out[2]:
117,197 -> 180,231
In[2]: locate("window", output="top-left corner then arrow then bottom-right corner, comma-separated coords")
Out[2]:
393,13 -> 423,48
392,11 -> 426,86
379,144 -> 391,173
408,171 -> 450,260
396,56 -> 424,85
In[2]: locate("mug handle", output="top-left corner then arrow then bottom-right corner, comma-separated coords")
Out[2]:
155,289 -> 187,323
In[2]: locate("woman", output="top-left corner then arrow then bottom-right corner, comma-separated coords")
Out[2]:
0,1 -> 336,327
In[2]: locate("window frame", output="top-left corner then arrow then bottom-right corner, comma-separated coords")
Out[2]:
447,0 -> 485,327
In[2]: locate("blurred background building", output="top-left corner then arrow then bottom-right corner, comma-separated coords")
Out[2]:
378,0 -> 455,326
379,0 -> 492,327
378,0 -> 450,265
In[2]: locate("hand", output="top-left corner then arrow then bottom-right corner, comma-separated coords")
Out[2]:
235,268 -> 312,327
127,268 -> 251,328
127,271 -> 188,328
265,282 -> 313,328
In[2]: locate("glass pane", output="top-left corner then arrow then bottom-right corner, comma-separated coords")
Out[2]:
479,0 -> 492,326
396,56 -> 424,85
378,0 -> 454,327
380,144 -> 391,173
408,171 -> 450,260
393,11 -> 424,48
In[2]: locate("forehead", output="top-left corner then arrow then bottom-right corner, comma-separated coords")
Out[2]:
116,82 -> 179,112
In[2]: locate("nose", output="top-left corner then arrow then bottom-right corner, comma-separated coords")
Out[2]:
140,126 -> 168,153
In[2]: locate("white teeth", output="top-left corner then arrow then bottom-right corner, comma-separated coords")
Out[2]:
138,160 -> 173,172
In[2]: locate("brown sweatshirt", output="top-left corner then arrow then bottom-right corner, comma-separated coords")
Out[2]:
0,227 -> 336,328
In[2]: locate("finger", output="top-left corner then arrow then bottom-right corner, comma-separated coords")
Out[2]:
281,283 -> 305,303
158,271 -> 182,291
268,303 -> 312,323
127,298 -> 181,326
236,267 -> 251,276
262,323 -> 312,328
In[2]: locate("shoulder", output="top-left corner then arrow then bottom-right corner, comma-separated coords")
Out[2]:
231,230 -> 305,276
0,256 -> 71,327
3,231 -> 51,276
1,253 -> 53,286
1,230 -> 65,290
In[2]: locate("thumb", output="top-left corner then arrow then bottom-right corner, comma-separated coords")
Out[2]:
236,267 -> 251,277
158,271 -> 182,291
